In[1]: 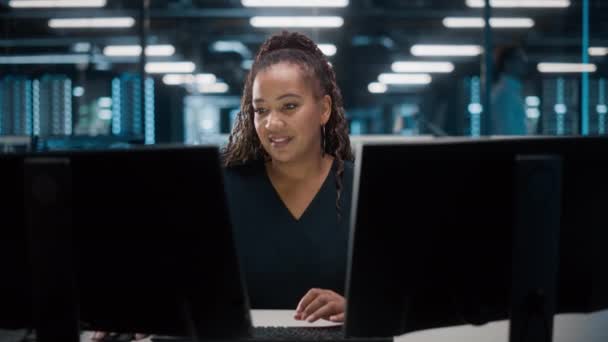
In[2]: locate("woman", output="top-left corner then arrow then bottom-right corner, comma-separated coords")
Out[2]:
223,31 -> 354,323
92,32 -> 352,341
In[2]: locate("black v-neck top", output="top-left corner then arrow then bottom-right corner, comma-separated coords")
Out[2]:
223,160 -> 354,309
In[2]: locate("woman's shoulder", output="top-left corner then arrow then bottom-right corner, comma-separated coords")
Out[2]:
223,160 -> 265,184
343,159 -> 354,172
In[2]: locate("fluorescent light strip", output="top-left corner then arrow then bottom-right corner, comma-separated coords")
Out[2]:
198,82 -> 229,94
411,44 -> 482,57
104,45 -> 175,57
10,0 -> 106,7
368,82 -> 387,94
537,63 -> 597,73
162,74 -> 217,86
250,16 -> 343,28
378,73 -> 432,85
242,0 -> 348,7
589,47 -> 608,56
0,54 -> 89,64
318,44 -> 337,56
443,17 -> 534,28
391,61 -> 454,73
145,62 -> 196,74
49,17 -> 135,28
241,60 -> 254,69
466,0 -> 570,8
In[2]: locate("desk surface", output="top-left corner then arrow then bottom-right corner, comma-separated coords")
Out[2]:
79,309 -> 608,342
395,310 -> 608,342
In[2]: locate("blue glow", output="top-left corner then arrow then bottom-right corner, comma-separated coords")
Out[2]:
581,0 -> 589,135
599,79 -> 606,135
51,79 -> 61,134
0,80 -> 3,135
211,41 -> 251,58
13,80 -> 20,134
111,78 -> 121,134
132,77 -> 142,136
97,97 -> 112,108
526,108 -> 541,119
73,86 -> 84,97
33,80 -> 40,135
468,103 -> 483,114
64,79 -> 72,135
554,104 -> 567,115
25,80 -> 32,135
525,96 -> 541,107
469,76 -> 481,137
556,78 -> 566,135
144,77 -> 155,144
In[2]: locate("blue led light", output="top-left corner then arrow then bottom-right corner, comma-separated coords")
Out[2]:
144,77 -> 155,144
33,80 -> 40,135
64,78 -> 72,135
112,78 -> 121,135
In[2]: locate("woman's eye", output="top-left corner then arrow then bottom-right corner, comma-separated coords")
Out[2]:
284,103 -> 298,110
254,108 -> 267,115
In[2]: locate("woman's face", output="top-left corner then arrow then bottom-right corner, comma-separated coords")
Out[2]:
252,62 -> 331,164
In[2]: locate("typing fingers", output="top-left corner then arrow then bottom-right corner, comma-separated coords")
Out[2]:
305,300 -> 343,323
301,293 -> 332,321
329,312 -> 345,322
295,288 -> 322,320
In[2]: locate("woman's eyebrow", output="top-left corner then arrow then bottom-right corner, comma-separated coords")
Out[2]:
276,93 -> 302,101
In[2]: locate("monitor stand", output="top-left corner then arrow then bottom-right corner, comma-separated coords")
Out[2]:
510,155 -> 562,342
24,157 -> 80,342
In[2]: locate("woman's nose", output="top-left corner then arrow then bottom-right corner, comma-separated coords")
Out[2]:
265,111 -> 284,130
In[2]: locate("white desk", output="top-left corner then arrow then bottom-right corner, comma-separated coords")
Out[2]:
394,310 -> 608,342
79,309 -> 608,342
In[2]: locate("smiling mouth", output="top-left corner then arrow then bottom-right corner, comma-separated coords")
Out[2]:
269,136 -> 292,147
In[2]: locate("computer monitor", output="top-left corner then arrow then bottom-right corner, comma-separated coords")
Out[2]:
23,146 -> 252,340
0,154 -> 33,330
344,136 -> 608,340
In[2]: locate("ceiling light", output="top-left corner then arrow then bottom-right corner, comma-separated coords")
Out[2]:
391,61 -> 454,73
10,0 -> 106,8
242,0 -> 348,7
368,82 -> 387,94
443,17 -> 534,28
72,42 -> 91,53
104,45 -> 175,57
241,60 -> 254,70
537,63 -> 597,73
198,82 -> 230,94
162,74 -> 217,86
49,17 -> 135,28
466,0 -> 570,8
145,62 -> 195,74
378,73 -> 432,85
250,16 -> 344,28
411,44 -> 482,57
0,54 -> 89,64
318,44 -> 337,56
589,47 -> 608,56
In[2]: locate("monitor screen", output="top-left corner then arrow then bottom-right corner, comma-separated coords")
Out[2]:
345,136 -> 608,338
24,146 -> 252,339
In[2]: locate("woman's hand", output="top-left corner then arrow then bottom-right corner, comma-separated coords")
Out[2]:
294,288 -> 345,323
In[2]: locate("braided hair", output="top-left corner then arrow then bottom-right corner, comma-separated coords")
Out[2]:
223,31 -> 354,218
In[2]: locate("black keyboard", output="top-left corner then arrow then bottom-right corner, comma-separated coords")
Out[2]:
151,326 -> 393,342
252,326 -> 345,340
